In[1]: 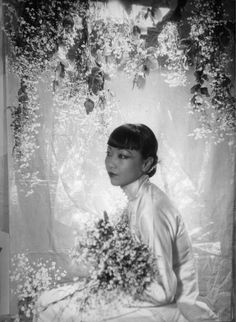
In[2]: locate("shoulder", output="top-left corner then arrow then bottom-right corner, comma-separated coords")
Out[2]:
143,181 -> 179,218
141,181 -> 182,236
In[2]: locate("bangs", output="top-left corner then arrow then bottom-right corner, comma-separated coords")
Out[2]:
107,125 -> 142,150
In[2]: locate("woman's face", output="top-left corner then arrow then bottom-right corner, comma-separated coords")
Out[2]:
105,145 -> 145,187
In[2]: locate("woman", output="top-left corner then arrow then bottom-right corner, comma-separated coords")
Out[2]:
104,123 -> 218,322
36,123 -> 218,322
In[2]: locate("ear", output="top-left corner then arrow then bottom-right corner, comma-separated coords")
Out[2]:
142,156 -> 154,173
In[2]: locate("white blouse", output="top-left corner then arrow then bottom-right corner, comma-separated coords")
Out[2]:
122,175 -> 218,321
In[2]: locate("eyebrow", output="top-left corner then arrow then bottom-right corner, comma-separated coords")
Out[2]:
107,146 -> 133,155
118,148 -> 133,155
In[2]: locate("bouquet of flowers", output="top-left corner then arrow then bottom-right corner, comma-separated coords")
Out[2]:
71,211 -> 159,313
32,212 -> 158,321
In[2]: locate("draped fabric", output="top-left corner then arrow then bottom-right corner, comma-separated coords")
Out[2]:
0,1 -> 235,320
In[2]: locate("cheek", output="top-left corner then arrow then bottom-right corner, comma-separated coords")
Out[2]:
126,160 -> 142,175
133,158 -> 144,170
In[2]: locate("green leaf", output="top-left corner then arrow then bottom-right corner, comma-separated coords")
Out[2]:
190,84 -> 201,94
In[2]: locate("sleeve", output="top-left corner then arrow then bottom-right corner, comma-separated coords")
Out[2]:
138,197 -> 178,306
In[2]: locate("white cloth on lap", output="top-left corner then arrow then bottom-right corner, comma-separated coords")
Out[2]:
35,285 -> 188,322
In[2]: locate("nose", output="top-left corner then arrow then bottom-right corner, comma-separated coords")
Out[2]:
105,154 -> 117,171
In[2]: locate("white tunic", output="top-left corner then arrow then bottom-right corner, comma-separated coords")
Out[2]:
121,174 -> 218,321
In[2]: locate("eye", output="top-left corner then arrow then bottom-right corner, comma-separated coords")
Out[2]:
119,153 -> 129,159
106,150 -> 112,157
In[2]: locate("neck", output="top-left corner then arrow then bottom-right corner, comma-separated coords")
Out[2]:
121,174 -> 149,201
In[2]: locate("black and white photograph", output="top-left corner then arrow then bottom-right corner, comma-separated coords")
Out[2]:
0,0 -> 235,321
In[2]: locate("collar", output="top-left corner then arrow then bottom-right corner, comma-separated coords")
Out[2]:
122,174 -> 149,201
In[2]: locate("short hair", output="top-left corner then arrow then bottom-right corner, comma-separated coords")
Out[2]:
107,123 -> 158,177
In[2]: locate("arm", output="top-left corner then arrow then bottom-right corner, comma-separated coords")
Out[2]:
137,198 -> 178,305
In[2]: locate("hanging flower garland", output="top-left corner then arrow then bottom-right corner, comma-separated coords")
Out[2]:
88,8 -> 160,89
157,22 -> 188,87
4,0 -> 88,195
88,5 -> 189,89
187,0 -> 235,143
88,2 -> 235,143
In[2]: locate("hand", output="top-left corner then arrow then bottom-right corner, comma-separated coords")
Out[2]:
134,291 -> 158,305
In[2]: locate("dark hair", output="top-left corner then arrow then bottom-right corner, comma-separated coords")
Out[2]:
107,123 -> 158,177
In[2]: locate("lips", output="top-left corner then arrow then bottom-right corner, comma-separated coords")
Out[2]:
108,172 -> 118,177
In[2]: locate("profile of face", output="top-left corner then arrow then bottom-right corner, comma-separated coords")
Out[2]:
105,124 -> 157,187
105,146 -> 152,187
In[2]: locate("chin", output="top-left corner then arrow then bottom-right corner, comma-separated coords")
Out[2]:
109,178 -> 121,186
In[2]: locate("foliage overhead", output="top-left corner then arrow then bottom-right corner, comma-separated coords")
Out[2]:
4,0 -> 236,193
4,0 -> 89,194
187,0 -> 235,141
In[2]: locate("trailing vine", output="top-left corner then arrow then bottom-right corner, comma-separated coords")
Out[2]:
186,0 -> 235,142
157,22 -> 188,87
87,9 -> 188,89
4,0 -> 88,194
